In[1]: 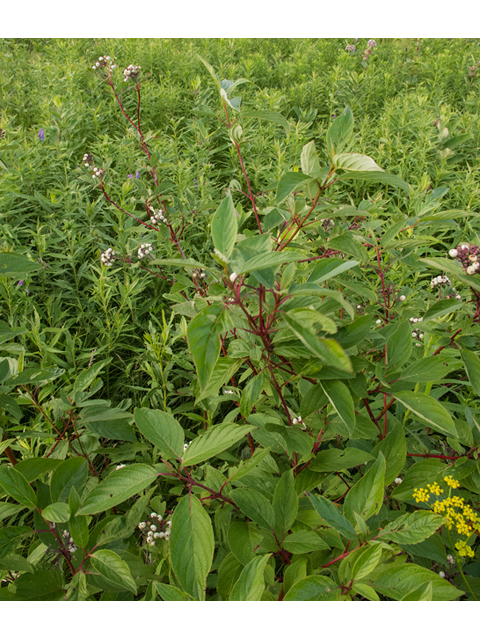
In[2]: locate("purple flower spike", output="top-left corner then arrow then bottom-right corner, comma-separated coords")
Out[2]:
38,128 -> 44,142
18,280 -> 23,287
135,170 -> 140,179
332,114 -> 337,120
127,174 -> 134,179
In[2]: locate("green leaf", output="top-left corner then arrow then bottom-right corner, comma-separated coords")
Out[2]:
343,453 -> 386,523
282,314 -> 352,373
241,109 -> 290,134
170,493 -> 215,601
14,569 -> 64,601
367,421 -> 406,485
154,582 -> 192,601
327,233 -> 369,263
334,170 -> 410,193
187,304 -> 232,391
134,407 -> 184,461
76,464 -> 157,515
333,152 -> 383,172
50,457 -> 88,503
339,542 -> 383,583
400,581 -> 434,601
230,487 -> 275,531
41,502 -> 70,523
283,575 -> 337,601
300,141 -> 322,178
0,466 -> 37,508
391,459 -> 447,502
211,193 -> 238,260
13,458 -> 62,483
352,582 -> 379,601
196,54 -> 222,91
300,384 -> 328,418
240,373 -> 265,418
282,530 -> 330,554
238,251 -> 304,275
386,319 -> 412,368
320,379 -> 356,435
229,554 -> 271,601
196,357 -> 243,402
307,493 -> 357,539
392,391 -> 457,438
68,486 -> 89,548
390,357 -> 458,384
276,172 -> 314,204
151,258 -> 206,269
309,447 -> 374,473
90,549 -> 137,594
308,258 -> 359,284
272,469 -> 298,537
182,422 -> 255,467
217,552 -> 243,599
227,521 -> 263,566
380,511 -> 445,545
0,526 -> 32,560
367,564 -> 463,601
326,106 -> 354,157
462,351 -> 480,396
0,252 -> 41,277
419,257 -> 480,294
423,298 -> 465,321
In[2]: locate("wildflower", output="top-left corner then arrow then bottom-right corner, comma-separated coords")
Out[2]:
455,539 -> 475,558
439,571 -> 446,578
356,304 -> 362,310
345,44 -> 356,53
138,522 -> 146,530
412,332 -> 417,338
150,208 -> 166,225
115,464 -> 126,470
427,482 -> 443,496
368,39 -> 377,48
430,275 -> 451,289
138,243 -> 153,260
394,478 -> 403,485
444,475 -> 461,489
124,64 -> 142,81
230,272 -> 238,283
467,266 -> 476,275
376,319 -> 382,325
447,554 -> 455,565
150,512 -> 157,518
101,247 -> 116,266
150,524 -> 157,532
135,170 -> 140,179
18,280 -> 23,287
412,487 -> 430,503
38,128 -> 44,142
419,333 -> 424,339
449,249 -> 458,258
223,389 -> 234,395
399,295 -> 406,301
416,342 -> 421,347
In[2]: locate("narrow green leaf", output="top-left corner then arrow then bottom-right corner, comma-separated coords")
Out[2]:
386,319 -> 412,368
282,530 -> 330,554
0,252 -> 41,277
343,453 -> 386,523
241,109 -> 290,134
462,351 -> 480,396
334,170 -> 410,193
367,421 -> 406,485
320,379 -> 356,435
50,457 -> 88,503
272,469 -> 298,537
276,172 -> 314,204
307,492 -> 357,539
326,106 -> 354,157
154,582 -> 192,601
170,493 -> 215,601
283,575 -> 337,601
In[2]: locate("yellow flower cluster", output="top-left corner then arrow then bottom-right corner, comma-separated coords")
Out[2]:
444,475 -> 461,489
455,539 -> 475,558
427,482 -> 444,496
412,487 -> 431,503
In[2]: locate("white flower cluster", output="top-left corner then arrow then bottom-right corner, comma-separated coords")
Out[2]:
101,247 -> 116,266
116,464 -> 126,470
412,331 -> 424,339
449,243 -> 480,275
227,297 -> 235,304
183,441 -> 192,452
292,416 -> 303,425
139,513 -> 171,546
138,243 -> 153,260
150,208 -> 167,225
319,218 -> 335,230
447,554 -> 455,565
124,64 -> 141,81
368,39 -> 377,48
92,55 -> 116,71
192,269 -> 206,280
431,275 -> 451,289
223,389 -> 235,395
345,44 -> 356,52
409,317 -> 423,323
83,153 -> 104,179
62,530 -> 77,554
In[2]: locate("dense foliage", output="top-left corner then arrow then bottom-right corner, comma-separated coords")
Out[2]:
2,37 -> 480,601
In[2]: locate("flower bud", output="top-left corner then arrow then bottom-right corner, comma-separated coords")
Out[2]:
439,571 -> 446,578
400,295 -> 406,301
229,272 -> 238,282
394,478 -> 402,484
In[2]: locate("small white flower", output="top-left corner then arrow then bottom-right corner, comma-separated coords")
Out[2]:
229,272 -> 238,282
376,319 -> 382,325
419,333 -> 424,339
154,532 -> 161,539
412,332 -> 417,338
167,520 -> 172,527
439,571 -> 446,579
394,478 -> 402,485
456,294 -> 461,300
157,514 -> 162,522
149,541 -> 156,547
150,524 -> 157,532
150,512 -> 157,518
416,342 -> 421,347
116,464 -> 126,470
449,249 -> 458,258
159,531 -> 165,538
298,416 -> 302,422
467,266 -> 475,275
400,295 -> 406,301
293,418 -> 298,425
356,304 -> 362,309
461,244 -> 469,250
138,522 -> 146,530
447,554 -> 455,565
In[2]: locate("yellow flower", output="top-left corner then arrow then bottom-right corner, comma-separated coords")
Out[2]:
455,539 -> 475,558
412,487 -> 430,503
444,475 -> 461,489
427,482 -> 443,496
